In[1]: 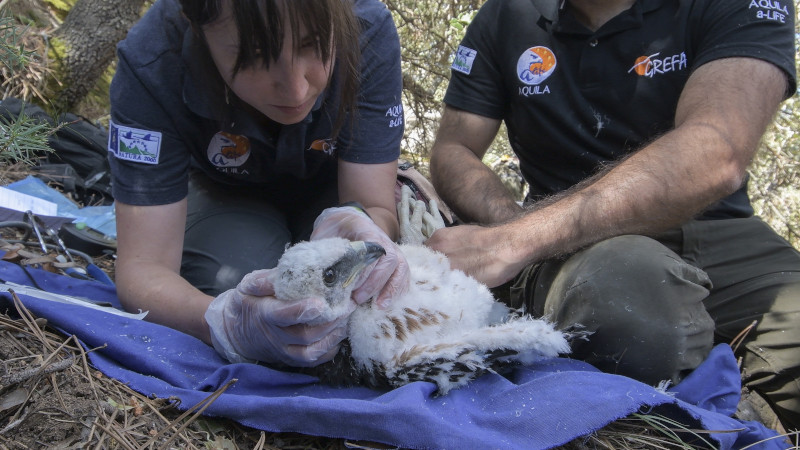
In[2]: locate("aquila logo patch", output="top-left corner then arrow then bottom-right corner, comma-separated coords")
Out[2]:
207,131 -> 251,168
516,46 -> 557,86
108,121 -> 161,165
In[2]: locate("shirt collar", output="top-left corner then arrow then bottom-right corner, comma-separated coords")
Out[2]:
551,0 -> 665,35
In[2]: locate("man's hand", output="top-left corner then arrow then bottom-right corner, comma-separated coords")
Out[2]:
204,269 -> 352,367
311,206 -> 409,307
425,225 -> 524,288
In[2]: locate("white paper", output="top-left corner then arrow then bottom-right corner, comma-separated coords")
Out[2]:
0,186 -> 58,216
0,282 -> 148,320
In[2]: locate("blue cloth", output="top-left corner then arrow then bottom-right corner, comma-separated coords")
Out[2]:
0,257 -> 786,449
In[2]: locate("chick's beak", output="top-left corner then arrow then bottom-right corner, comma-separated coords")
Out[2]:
339,241 -> 386,288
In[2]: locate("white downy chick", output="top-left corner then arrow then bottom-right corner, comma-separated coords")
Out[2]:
270,237 -> 570,395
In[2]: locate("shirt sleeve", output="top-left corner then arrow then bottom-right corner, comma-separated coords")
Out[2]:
690,0 -> 797,98
107,1 -> 194,206
336,1 -> 405,164
442,0 -> 511,120
108,53 -> 192,206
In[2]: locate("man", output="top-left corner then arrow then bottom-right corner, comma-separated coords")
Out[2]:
426,0 -> 800,430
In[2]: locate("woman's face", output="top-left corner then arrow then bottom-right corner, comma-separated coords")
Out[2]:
202,1 -> 334,125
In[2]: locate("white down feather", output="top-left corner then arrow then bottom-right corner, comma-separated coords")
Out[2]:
270,237 -> 570,394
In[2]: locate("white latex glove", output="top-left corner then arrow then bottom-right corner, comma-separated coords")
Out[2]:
311,205 -> 409,307
397,184 -> 446,245
204,268 -> 353,367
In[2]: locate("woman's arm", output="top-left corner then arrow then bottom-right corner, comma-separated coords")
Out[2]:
338,159 -> 401,240
114,199 -> 214,343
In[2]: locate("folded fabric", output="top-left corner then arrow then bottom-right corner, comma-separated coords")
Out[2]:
0,256 -> 785,449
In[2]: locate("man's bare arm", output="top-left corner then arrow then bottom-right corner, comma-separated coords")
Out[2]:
430,107 -> 523,224
428,57 -> 788,287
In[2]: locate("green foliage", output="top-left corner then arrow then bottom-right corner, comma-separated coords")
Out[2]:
749,97 -> 800,248
0,15 -> 35,72
388,0 -> 522,195
448,10 -> 478,32
0,12 -> 54,166
388,0 -> 486,172
0,109 -> 53,166
747,4 -> 800,248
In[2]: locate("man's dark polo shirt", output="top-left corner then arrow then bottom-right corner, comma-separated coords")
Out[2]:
445,0 -> 796,219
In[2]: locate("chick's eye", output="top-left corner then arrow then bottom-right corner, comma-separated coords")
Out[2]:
322,268 -> 336,286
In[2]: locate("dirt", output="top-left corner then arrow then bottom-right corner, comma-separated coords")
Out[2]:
0,298 -> 349,449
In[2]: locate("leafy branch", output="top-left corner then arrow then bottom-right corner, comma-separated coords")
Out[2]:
0,109 -> 54,165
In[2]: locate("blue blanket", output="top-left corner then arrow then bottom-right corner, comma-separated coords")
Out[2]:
0,257 -> 786,449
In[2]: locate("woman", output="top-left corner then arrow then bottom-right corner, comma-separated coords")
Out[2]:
108,0 -> 408,367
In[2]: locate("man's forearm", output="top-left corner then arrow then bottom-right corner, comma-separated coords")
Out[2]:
430,143 -> 522,224
502,126 -> 753,271
504,58 -> 784,267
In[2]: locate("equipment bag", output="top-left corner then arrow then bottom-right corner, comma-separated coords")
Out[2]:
0,96 -> 112,205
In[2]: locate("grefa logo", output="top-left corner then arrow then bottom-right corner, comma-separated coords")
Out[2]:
629,52 -> 688,78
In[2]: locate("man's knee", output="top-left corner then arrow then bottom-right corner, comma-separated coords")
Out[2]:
543,235 -> 715,385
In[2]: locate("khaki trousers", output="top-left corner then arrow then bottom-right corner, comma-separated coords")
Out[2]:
510,217 -> 800,430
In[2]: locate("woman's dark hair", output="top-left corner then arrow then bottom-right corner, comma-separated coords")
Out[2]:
180,0 -> 360,137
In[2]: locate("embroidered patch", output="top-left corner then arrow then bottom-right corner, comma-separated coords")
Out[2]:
452,45 -> 477,75
207,131 -> 251,168
628,52 -> 688,78
108,121 -> 161,165
516,46 -> 557,86
308,138 -> 337,156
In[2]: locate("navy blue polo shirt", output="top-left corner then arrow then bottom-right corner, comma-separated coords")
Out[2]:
108,0 -> 404,206
445,0 -> 796,219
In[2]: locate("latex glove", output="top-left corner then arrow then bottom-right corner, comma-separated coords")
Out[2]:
204,268 -> 353,367
311,205 -> 409,307
398,184 -> 446,245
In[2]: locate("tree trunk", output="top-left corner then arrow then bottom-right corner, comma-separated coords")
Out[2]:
48,0 -> 147,113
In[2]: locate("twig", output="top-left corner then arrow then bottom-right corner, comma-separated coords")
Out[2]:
138,378 -> 238,450
253,432 -> 267,450
730,320 -> 758,354
0,354 -> 74,388
9,290 -> 56,353
91,410 -> 137,450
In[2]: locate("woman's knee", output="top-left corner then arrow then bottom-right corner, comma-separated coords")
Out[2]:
181,209 -> 291,295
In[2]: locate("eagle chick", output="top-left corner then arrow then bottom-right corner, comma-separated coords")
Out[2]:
269,237 -> 570,395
